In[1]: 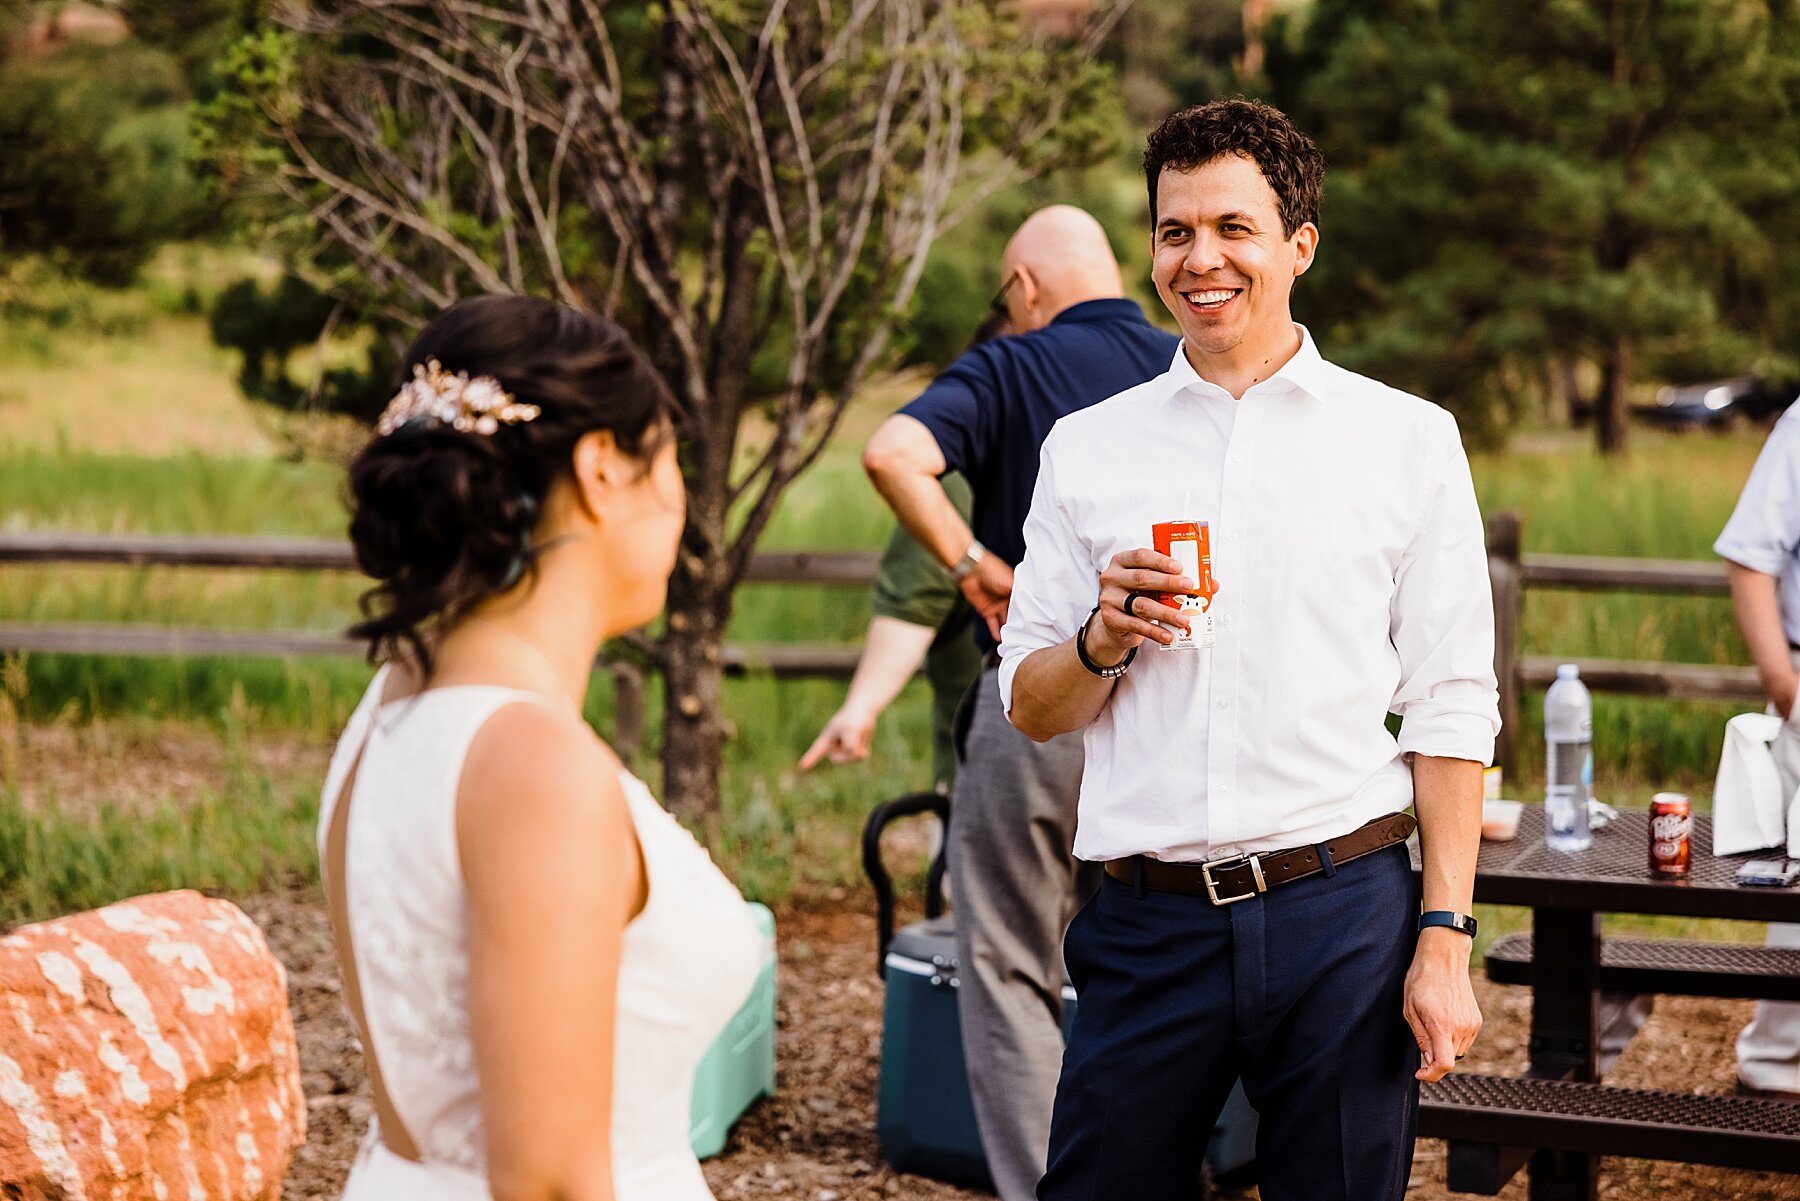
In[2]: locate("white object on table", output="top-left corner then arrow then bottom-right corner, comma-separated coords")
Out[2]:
1481,798 -> 1523,842
1712,711 -> 1791,856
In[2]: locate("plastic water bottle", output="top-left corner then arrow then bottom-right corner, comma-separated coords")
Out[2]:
1544,663 -> 1593,852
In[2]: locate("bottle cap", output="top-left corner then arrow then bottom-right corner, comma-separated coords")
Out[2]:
1556,663 -> 1580,680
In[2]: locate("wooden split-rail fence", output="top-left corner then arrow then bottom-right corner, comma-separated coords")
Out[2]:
0,513 -> 1762,767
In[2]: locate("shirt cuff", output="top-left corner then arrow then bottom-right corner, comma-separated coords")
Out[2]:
1714,535 -> 1787,578
1397,703 -> 1499,767
997,647 -> 1023,720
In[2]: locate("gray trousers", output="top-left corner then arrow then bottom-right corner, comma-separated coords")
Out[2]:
948,664 -> 1099,1201
1738,697 -> 1800,1093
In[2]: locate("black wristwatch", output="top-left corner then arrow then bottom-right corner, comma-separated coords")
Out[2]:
1418,910 -> 1477,939
1075,605 -> 1137,679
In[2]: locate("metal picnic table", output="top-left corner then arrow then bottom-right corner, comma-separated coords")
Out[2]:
1411,804 -> 1800,1198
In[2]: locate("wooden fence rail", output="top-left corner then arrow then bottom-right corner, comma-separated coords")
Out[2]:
0,532 -> 876,755
0,531 -> 881,585
1485,511 -> 1758,775
0,524 -> 1763,769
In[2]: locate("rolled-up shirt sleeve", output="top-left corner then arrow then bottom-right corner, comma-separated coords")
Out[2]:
899,351 -> 1003,478
1390,411 -> 1501,764
998,434 -> 1096,720
1715,407 -> 1800,575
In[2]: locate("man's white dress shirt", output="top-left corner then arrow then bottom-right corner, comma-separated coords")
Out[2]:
1715,399 -> 1800,643
998,328 -> 1500,863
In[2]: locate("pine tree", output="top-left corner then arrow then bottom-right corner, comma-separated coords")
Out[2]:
1270,0 -> 1800,452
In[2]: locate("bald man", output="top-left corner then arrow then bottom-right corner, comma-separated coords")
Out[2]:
863,205 -> 1179,1200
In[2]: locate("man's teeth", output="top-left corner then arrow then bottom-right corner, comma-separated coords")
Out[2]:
1187,290 -> 1236,305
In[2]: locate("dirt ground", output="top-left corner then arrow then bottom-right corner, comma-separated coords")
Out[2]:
244,888 -> 1800,1201
4,717 -> 331,820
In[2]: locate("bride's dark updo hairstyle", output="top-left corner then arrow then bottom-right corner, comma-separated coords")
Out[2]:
347,295 -> 677,673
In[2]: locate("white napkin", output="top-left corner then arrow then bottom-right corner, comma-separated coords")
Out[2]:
1791,786 -> 1800,858
1713,712 -> 1791,856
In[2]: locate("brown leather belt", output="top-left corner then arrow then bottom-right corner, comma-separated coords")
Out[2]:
1102,811 -> 1419,906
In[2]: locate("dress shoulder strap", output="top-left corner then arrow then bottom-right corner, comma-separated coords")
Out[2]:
322,671 -> 423,1163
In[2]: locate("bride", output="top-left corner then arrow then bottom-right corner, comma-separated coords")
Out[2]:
318,295 -> 765,1201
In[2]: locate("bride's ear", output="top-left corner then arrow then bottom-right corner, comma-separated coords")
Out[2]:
570,430 -> 622,523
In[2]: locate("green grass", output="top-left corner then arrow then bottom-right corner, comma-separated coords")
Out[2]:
0,450 -> 344,535
1472,431 -> 1763,802
4,426 -> 1760,785
0,271 -> 1784,921
0,694 -> 321,926
0,784 -> 320,928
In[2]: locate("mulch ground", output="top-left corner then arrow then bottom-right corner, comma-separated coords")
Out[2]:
244,887 -> 1800,1201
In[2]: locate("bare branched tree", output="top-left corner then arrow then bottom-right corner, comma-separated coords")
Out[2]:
202,0 -> 1130,818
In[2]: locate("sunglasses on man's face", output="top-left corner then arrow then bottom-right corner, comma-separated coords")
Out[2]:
989,271 -> 1019,319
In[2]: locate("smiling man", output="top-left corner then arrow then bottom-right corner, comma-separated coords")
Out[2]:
1000,100 -> 1500,1200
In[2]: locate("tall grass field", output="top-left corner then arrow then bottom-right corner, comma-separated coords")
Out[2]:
0,251 -> 1779,948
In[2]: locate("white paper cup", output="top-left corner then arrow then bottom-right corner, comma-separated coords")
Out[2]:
1481,799 -> 1524,842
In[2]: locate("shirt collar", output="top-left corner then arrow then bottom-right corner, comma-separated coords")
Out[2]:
1050,297 -> 1150,327
1165,324 -> 1333,403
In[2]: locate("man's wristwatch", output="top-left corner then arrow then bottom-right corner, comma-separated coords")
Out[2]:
1418,910 -> 1478,939
1076,605 -> 1137,679
951,539 -> 986,582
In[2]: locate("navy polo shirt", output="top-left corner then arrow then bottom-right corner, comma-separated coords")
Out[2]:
900,297 -> 1180,653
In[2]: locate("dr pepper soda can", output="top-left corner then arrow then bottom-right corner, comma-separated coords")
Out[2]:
1649,792 -> 1692,877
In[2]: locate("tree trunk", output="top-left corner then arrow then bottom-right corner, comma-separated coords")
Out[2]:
655,180 -> 760,824
660,554 -> 731,824
1597,336 -> 1632,457
1543,355 -> 1581,428
1237,0 -> 1271,77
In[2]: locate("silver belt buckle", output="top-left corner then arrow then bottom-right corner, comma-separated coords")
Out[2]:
1201,852 -> 1266,906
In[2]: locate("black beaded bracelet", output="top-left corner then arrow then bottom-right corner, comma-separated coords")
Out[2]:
1075,605 -> 1137,679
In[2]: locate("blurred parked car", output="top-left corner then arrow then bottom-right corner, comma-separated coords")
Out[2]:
1635,377 -> 1798,430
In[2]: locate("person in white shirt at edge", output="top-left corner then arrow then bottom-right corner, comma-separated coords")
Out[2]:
1001,100 -> 1498,1201
1712,407 -> 1800,1101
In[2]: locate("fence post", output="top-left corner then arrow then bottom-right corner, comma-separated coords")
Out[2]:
610,661 -> 647,761
1487,510 -> 1523,777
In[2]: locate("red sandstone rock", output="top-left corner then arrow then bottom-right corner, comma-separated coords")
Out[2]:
0,890 -> 306,1200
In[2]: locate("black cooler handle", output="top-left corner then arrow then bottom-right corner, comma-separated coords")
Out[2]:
861,791 -> 950,978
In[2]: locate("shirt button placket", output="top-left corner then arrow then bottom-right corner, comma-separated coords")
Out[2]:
1209,411 -> 1255,849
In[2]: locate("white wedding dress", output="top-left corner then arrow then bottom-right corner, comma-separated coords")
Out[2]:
319,669 -> 766,1201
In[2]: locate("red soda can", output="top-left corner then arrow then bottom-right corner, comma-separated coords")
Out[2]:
1648,792 -> 1691,877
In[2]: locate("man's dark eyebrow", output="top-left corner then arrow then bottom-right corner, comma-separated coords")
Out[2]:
1158,211 -> 1259,230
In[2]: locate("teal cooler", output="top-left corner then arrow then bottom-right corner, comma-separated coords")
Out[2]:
689,902 -> 777,1159
877,913 -> 1257,1189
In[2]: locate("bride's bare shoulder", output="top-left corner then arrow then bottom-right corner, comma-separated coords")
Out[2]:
456,700 -> 628,837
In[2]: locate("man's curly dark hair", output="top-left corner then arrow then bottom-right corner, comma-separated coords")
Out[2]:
1143,99 -> 1325,239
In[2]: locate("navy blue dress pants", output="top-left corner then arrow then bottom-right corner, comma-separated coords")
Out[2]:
1038,840 -> 1422,1201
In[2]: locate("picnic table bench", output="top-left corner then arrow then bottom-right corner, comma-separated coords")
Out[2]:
1411,806 -> 1800,1198
1485,932 -> 1800,1001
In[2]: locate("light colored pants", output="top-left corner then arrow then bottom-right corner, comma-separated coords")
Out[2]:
1737,693 -> 1800,1093
947,665 -> 1098,1201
